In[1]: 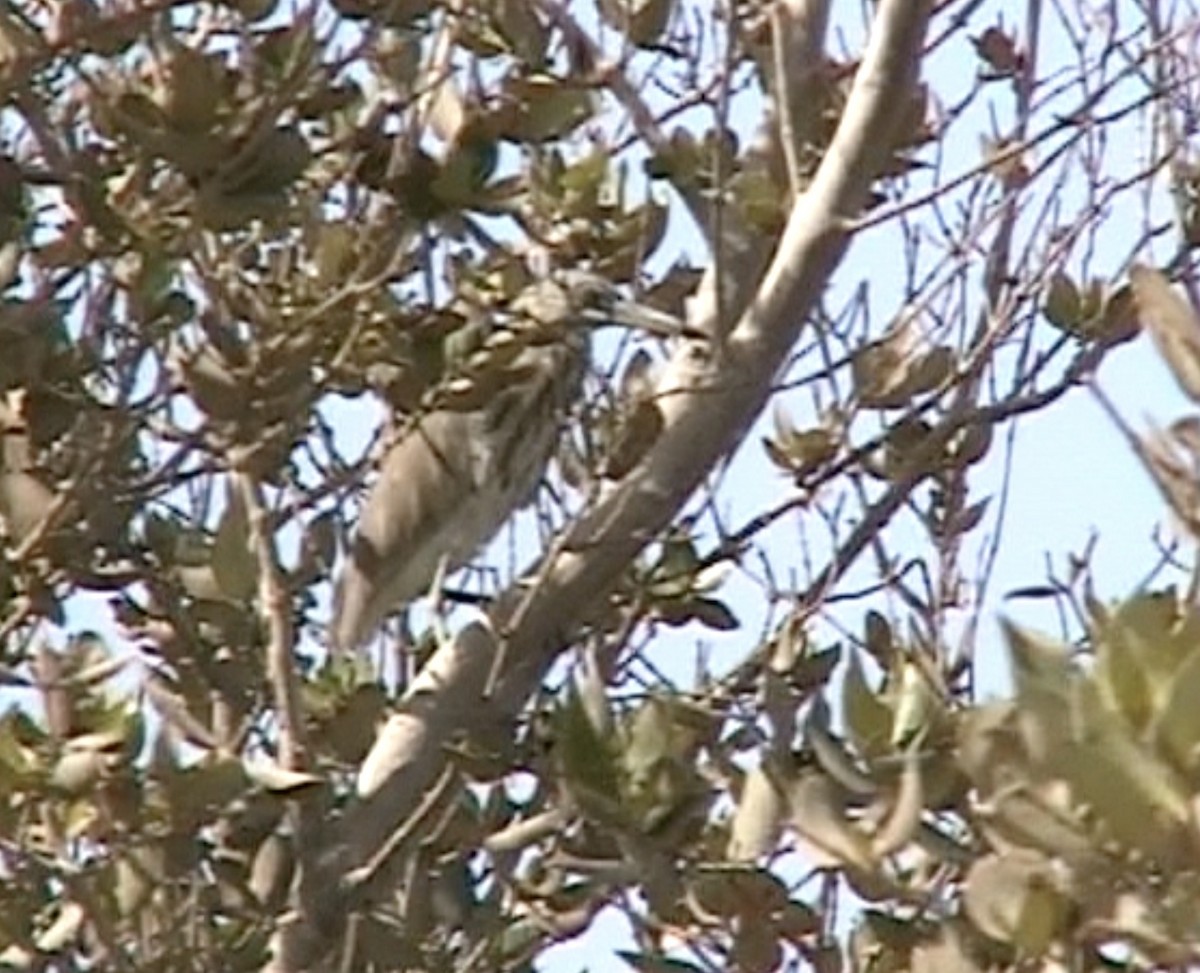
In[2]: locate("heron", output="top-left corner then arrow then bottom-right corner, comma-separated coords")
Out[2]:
329,271 -> 683,654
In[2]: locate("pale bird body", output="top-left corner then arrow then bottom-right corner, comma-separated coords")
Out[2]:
330,321 -> 586,653
330,273 -> 679,654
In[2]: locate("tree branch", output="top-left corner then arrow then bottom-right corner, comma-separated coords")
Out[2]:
266,1 -> 934,967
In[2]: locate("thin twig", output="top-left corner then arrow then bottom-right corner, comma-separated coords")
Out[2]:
232,471 -> 307,767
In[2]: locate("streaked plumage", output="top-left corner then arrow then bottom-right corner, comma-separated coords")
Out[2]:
331,326 -> 584,652
329,273 -> 681,654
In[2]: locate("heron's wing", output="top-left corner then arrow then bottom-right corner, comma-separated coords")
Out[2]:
330,340 -> 588,653
330,410 -> 479,653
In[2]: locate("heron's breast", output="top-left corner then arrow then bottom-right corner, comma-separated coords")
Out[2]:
475,341 -> 587,502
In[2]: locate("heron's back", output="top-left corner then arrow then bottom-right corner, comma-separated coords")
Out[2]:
330,334 -> 587,652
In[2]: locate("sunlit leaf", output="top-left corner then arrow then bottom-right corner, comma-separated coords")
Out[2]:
243,759 -> 324,795
788,772 -> 874,870
870,742 -> 923,858
728,762 -> 788,861
1130,263 -> 1200,402
842,651 -> 892,760
964,851 -> 1065,954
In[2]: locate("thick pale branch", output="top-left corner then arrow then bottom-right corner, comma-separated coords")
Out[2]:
268,623 -> 502,971
494,0 -> 934,706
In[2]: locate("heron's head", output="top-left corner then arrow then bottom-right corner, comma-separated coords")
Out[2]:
518,271 -> 686,340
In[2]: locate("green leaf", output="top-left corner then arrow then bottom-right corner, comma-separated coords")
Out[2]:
49,749 -> 108,794
1042,271 -> 1082,334
1093,590 -> 1200,730
787,772 -> 874,870
1152,643 -> 1200,773
964,851 -> 1065,954
684,596 -> 739,631
212,488 -> 258,602
1130,263 -> 1200,402
0,710 -> 40,786
888,659 -> 939,748
622,696 -> 699,783
727,763 -> 787,861
500,75 -> 595,143
553,687 -> 623,811
1063,678 -> 1191,863
1002,620 -> 1076,769
842,651 -> 893,759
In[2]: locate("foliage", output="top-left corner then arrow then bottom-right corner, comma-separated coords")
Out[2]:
3,1 -> 1200,973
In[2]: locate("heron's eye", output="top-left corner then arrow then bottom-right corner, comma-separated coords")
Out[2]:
589,288 -> 615,312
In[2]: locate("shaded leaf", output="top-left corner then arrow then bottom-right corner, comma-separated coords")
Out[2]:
598,0 -> 675,47
1043,271 -> 1082,334
686,867 -> 787,921
852,329 -> 916,409
243,760 -> 324,795
499,75 -> 595,143
863,611 -> 895,667
249,833 -> 293,909
617,953 -> 707,973
115,846 -> 161,917
733,920 -> 783,973
685,596 -> 739,631
212,487 -> 257,602
983,786 -> 1096,863
807,696 -> 876,796
144,675 -> 220,751
0,468 -> 56,544
972,27 -> 1023,76
604,398 -> 665,479
554,687 -> 623,815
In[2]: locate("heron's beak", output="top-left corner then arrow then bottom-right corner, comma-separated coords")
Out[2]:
583,297 -> 694,339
